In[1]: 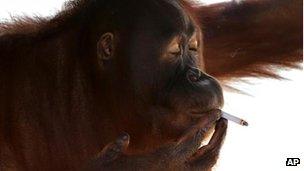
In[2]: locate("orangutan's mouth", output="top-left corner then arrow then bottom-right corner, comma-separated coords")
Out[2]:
189,108 -> 249,126
188,108 -> 222,118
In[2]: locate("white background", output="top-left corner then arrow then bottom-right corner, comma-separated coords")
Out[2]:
0,0 -> 303,170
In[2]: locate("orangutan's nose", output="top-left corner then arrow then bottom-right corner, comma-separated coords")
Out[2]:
186,67 -> 201,82
186,67 -> 215,84
186,66 -> 224,108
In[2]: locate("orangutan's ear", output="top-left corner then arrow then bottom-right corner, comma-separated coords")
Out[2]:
97,32 -> 115,65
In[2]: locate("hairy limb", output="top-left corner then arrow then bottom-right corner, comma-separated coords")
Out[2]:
84,112 -> 228,171
195,0 -> 302,80
188,119 -> 228,171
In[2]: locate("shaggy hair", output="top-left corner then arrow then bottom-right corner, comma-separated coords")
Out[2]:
0,0 -> 302,170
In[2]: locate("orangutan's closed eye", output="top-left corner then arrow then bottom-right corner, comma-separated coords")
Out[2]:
167,37 -> 181,55
189,34 -> 198,52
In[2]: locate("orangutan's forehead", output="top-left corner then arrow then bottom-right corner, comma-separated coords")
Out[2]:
164,0 -> 196,36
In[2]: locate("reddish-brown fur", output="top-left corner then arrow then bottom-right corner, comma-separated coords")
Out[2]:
0,0 -> 302,170
196,0 -> 302,79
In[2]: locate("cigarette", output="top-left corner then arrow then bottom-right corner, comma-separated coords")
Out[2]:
221,111 -> 248,126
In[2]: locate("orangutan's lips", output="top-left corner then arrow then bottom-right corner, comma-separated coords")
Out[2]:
189,109 -> 248,126
188,109 -> 221,118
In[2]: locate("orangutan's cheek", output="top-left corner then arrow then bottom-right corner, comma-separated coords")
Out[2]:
158,113 -> 194,138
170,114 -> 194,130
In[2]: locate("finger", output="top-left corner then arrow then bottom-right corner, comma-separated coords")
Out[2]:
84,133 -> 130,171
188,118 -> 227,165
97,132 -> 130,163
208,118 -> 228,146
173,110 -> 222,158
177,109 -> 222,144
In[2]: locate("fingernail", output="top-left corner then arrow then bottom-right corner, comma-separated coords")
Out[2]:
119,132 -> 129,141
122,135 -> 128,140
199,126 -> 210,134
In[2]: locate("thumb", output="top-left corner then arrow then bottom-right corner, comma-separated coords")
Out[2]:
98,132 -> 130,163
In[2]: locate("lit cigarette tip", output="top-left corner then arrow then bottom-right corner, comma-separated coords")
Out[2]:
241,120 -> 249,126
